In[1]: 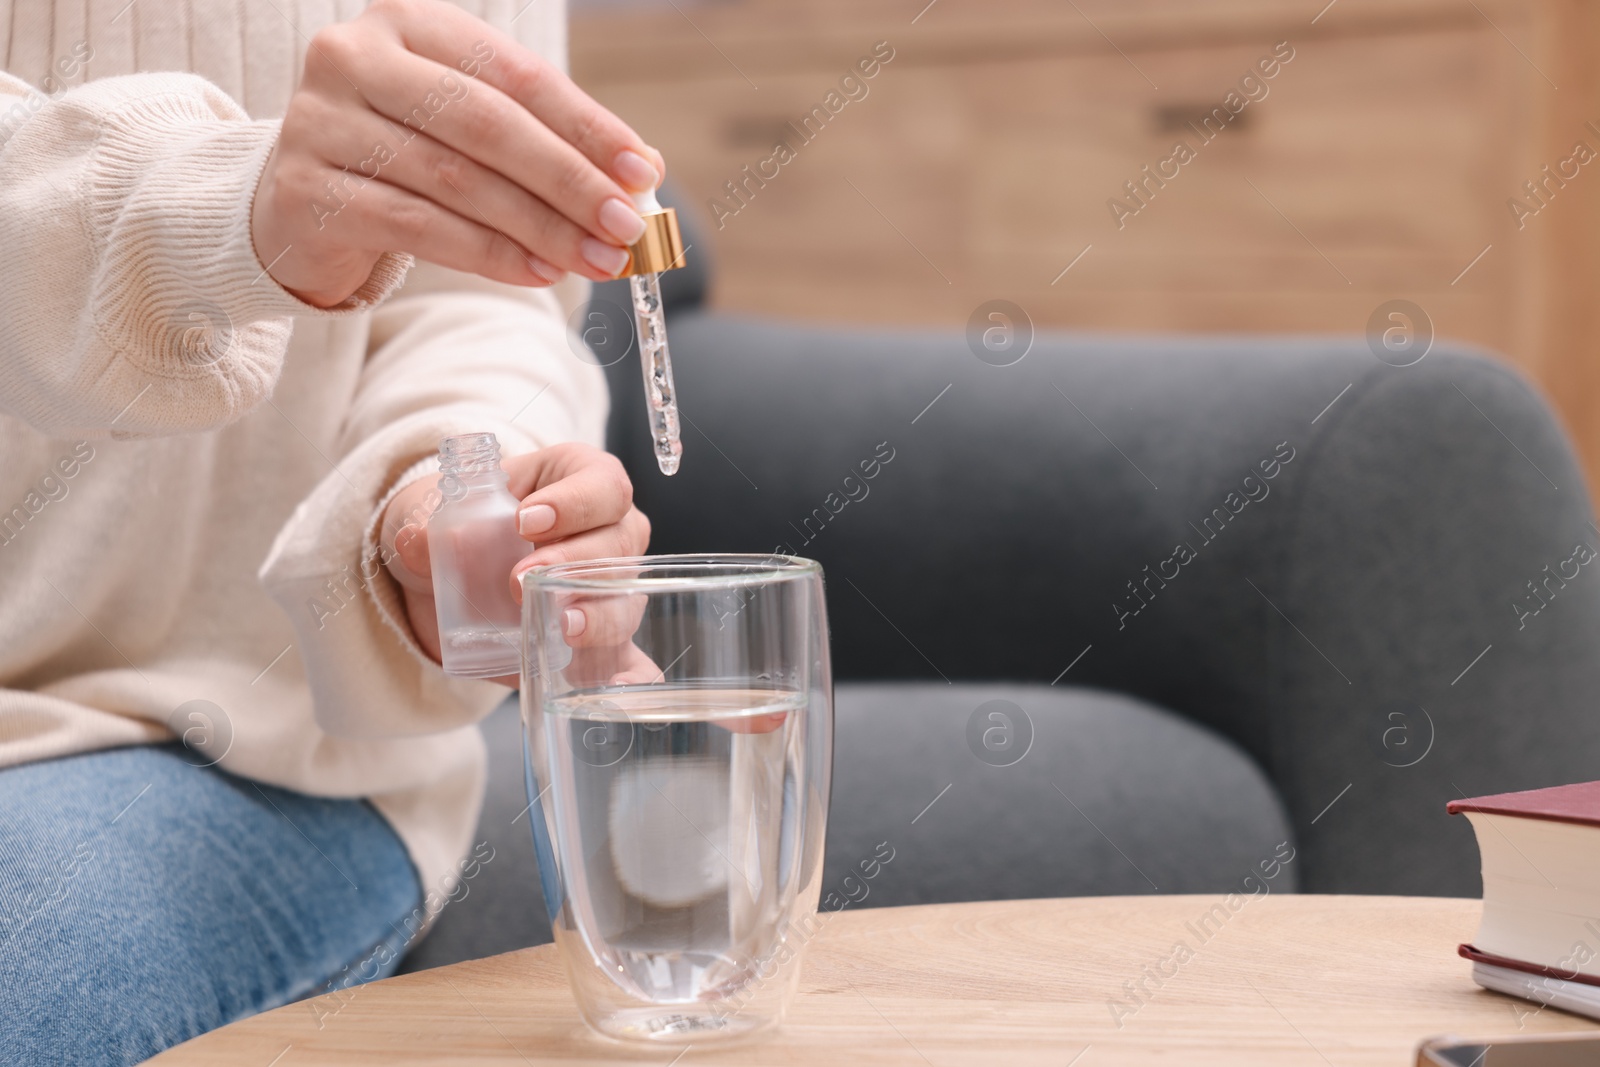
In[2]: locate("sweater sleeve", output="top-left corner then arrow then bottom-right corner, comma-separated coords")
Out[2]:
258,262 -> 608,739
0,71 -> 410,437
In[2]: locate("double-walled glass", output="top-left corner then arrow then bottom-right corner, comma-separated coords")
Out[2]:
519,555 -> 833,1044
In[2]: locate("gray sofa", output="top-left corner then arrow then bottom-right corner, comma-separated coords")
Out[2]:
400,202 -> 1600,972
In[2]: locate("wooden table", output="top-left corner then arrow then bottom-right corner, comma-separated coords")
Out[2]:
150,895 -> 1600,1066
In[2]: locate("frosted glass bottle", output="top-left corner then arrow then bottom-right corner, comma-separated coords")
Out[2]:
429,433 -> 528,678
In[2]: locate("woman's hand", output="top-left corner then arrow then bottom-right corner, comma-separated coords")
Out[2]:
251,0 -> 665,308
381,442 -> 651,686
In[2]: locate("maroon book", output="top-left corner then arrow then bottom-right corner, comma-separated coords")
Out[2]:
1450,780 -> 1600,1003
1446,780 -> 1600,828
1458,944 -> 1600,989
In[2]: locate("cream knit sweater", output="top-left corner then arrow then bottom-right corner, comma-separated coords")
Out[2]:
0,0 -> 606,905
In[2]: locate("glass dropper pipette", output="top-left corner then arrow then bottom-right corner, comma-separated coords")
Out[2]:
619,186 -> 687,476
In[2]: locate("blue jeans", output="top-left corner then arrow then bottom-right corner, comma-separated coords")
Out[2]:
0,744 -> 423,1066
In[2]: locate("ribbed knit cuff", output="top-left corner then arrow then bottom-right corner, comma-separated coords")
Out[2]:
79,77 -> 411,419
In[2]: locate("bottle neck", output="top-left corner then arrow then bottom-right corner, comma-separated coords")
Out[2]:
438,432 -> 509,497
444,468 -> 509,492
439,432 -> 501,472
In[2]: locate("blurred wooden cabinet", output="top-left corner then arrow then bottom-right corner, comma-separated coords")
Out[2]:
573,0 -> 1600,488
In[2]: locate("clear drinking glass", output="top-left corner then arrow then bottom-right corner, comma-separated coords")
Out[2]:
519,554 -> 832,1044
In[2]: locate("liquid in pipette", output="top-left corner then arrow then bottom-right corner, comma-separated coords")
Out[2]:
630,271 -> 682,476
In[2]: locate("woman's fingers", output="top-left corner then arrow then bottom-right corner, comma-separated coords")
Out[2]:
380,474 -> 443,591
603,643 -> 666,687
274,76 -> 557,285
551,592 -> 648,648
509,509 -> 650,647
335,179 -> 553,286
562,642 -> 657,690
511,508 -> 651,590
717,713 -> 790,735
511,450 -> 635,542
391,521 -> 432,582
497,437 -> 655,682
258,0 -> 667,303
309,110 -> 595,281
378,0 -> 661,193
335,39 -> 647,265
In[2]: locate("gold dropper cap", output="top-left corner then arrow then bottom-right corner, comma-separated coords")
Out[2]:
621,207 -> 686,276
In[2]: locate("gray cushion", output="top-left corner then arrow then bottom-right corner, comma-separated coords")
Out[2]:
820,682 -> 1294,907
402,682 -> 1292,971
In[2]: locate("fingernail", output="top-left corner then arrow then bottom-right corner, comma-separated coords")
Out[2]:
563,608 -> 586,637
527,256 -> 566,284
519,503 -> 556,536
580,237 -> 630,277
612,149 -> 659,192
598,197 -> 647,244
